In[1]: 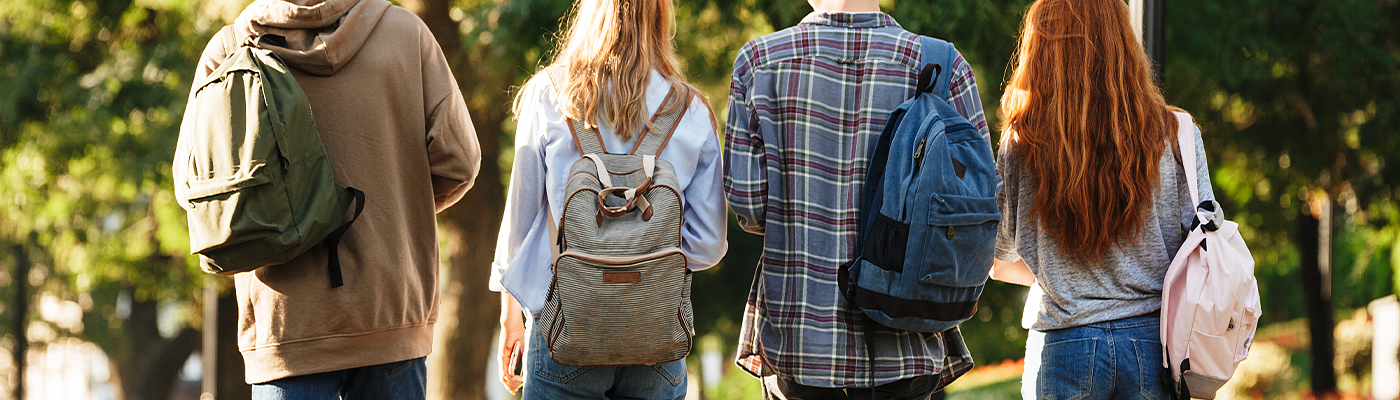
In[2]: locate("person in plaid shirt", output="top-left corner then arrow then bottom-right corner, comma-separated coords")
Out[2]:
723,1 -> 990,398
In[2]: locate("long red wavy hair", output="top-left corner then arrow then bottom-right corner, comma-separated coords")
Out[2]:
1000,0 -> 1178,263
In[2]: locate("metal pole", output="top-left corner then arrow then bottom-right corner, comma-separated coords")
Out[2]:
201,276 -> 217,400
1130,0 -> 1167,79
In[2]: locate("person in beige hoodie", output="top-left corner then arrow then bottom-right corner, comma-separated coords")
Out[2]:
193,0 -> 480,397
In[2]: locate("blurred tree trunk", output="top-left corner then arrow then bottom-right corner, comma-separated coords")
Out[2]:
118,283 -> 199,400
11,242 -> 29,400
407,0 -> 510,399
1299,197 -> 1337,397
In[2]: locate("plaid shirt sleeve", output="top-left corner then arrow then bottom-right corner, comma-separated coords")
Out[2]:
723,44 -> 768,235
946,51 -> 990,143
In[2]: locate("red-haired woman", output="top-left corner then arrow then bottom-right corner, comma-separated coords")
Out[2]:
989,0 -> 1217,398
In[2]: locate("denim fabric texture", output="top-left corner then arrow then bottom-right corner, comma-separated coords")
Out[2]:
250,357 -> 426,400
522,315 -> 687,400
1036,315 -> 1170,400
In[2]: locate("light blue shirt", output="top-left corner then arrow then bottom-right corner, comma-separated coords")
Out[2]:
489,70 -> 729,314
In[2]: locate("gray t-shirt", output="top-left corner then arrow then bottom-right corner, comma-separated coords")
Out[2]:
994,123 -> 1215,331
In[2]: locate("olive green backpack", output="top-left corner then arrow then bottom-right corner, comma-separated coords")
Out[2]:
173,26 -> 364,287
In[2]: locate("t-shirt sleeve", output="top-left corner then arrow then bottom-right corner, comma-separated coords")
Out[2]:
995,139 -> 1022,262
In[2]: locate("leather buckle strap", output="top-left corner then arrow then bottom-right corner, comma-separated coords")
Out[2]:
596,177 -> 653,217
588,154 -> 656,218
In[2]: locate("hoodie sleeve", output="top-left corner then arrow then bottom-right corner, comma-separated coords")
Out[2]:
419,27 -> 481,213
196,27 -> 234,82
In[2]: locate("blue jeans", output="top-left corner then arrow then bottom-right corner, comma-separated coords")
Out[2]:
1037,314 -> 1170,400
251,357 -> 426,400
523,315 -> 688,400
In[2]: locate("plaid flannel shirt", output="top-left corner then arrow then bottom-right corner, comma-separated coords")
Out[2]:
724,12 -> 988,388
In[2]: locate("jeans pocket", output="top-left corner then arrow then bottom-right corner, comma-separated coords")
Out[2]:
1039,337 -> 1096,400
534,341 -> 592,384
651,360 -> 687,387
1131,338 -> 1168,400
372,358 -> 415,378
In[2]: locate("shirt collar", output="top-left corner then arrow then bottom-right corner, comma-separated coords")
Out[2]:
799,11 -> 901,29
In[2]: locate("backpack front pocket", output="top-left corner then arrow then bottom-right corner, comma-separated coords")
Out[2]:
183,161 -> 293,255
916,194 -> 999,288
547,249 -> 691,366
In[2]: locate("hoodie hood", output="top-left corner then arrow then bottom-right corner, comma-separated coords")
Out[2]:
234,0 -> 392,76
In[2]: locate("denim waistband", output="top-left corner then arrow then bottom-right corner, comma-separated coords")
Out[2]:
1078,310 -> 1161,330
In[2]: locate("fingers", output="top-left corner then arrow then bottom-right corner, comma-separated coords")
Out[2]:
503,341 -> 524,393
505,373 -> 523,394
498,337 -> 523,393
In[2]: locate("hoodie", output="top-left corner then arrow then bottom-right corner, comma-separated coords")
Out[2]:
195,0 -> 480,383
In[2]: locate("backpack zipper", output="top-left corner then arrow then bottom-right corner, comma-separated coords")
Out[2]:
912,138 -> 927,172
557,249 -> 685,266
902,138 -> 928,219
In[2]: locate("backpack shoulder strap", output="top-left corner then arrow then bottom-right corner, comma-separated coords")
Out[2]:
219,25 -> 240,56
629,85 -> 691,156
916,36 -> 956,99
544,66 -> 607,155
1174,112 -> 1200,206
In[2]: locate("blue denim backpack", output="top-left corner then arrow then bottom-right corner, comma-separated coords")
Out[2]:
838,37 -> 1000,334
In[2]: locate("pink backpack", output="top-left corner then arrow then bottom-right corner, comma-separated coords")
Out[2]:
1160,112 -> 1261,399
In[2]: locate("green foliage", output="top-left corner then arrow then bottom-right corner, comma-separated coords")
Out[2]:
0,0 -> 212,301
958,283 -> 1030,364
1166,0 -> 1400,322
0,0 -> 220,386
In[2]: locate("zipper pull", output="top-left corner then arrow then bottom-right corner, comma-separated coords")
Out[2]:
913,138 -> 926,160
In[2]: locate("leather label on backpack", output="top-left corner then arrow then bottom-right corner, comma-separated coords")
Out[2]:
603,272 -> 641,283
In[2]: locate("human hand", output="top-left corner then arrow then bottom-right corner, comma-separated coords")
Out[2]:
498,292 -> 526,394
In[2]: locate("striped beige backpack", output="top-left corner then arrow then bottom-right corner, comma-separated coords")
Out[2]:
536,68 -> 696,366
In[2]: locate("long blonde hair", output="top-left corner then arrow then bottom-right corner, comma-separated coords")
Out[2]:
525,0 -> 712,141
999,0 -> 1178,263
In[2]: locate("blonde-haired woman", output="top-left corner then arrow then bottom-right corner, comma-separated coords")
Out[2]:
989,0 -> 1216,398
487,0 -> 727,397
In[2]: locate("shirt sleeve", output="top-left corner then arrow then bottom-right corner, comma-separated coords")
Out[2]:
945,51 -> 990,143
681,104 -> 730,271
995,139 -> 1022,263
723,44 -> 768,235
489,78 -> 550,292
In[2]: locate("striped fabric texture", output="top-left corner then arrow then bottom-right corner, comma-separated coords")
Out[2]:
537,82 -> 697,366
724,12 -> 988,388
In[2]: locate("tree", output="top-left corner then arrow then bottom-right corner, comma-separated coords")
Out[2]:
0,0 -> 219,397
397,0 -> 568,398
1165,0 -> 1400,395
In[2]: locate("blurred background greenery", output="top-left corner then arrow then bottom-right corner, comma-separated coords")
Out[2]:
1,0 -> 1399,399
